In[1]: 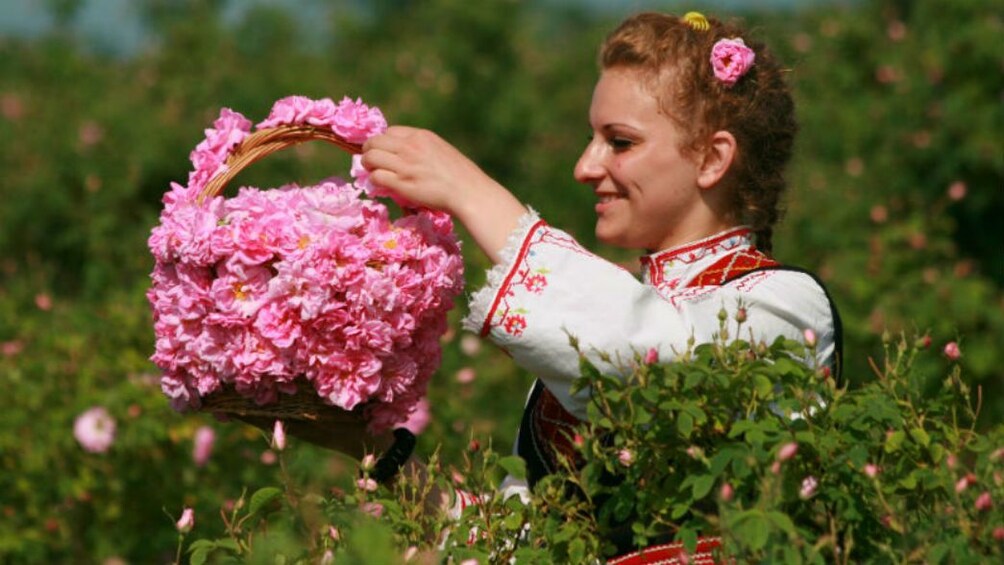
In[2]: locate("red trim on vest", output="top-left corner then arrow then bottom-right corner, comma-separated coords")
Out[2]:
607,537 -> 722,564
687,249 -> 779,288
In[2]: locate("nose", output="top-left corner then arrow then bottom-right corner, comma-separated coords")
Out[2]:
573,138 -> 605,185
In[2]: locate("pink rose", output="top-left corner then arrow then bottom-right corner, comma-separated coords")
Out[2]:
74,406 -> 116,454
192,425 -> 215,467
864,463 -> 880,478
618,448 -> 635,467
975,491 -> 992,512
777,441 -> 799,462
943,341 -> 961,360
710,38 -> 755,86
799,476 -> 818,499
720,482 -> 734,502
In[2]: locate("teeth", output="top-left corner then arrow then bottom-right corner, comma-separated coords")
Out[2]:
598,195 -> 618,203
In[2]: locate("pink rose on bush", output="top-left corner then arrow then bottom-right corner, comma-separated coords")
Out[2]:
73,406 -> 116,454
943,341 -> 961,360
710,38 -> 755,86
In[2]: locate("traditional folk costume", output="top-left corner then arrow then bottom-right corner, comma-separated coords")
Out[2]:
454,210 -> 842,563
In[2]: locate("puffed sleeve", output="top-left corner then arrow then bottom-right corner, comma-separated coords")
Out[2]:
463,211 -> 837,420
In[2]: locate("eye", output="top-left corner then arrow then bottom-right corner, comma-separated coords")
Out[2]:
608,137 -> 634,152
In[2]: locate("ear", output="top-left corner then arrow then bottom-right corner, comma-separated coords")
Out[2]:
696,130 -> 737,190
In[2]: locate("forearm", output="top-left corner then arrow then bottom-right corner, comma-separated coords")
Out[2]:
448,178 -> 528,264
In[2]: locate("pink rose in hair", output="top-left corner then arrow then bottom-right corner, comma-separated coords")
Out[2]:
710,38 -> 755,86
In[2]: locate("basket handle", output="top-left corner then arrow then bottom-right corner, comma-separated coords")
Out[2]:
197,125 -> 363,203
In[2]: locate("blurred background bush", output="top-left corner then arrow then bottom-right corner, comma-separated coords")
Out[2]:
0,0 -> 1000,561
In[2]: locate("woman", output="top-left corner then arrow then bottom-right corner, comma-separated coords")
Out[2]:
357,11 -> 840,561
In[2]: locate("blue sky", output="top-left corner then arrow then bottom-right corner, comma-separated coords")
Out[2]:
0,0 -> 841,56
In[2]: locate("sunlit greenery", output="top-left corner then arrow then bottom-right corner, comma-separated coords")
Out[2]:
1,0 -> 1000,562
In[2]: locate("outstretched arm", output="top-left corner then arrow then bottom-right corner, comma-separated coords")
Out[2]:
361,126 -> 529,263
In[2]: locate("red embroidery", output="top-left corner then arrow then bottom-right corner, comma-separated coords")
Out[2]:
503,314 -> 528,336
524,273 -> 547,293
481,220 -> 547,337
642,227 -> 751,285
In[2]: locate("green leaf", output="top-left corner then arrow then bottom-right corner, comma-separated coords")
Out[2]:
753,374 -> 774,396
678,526 -> 698,553
498,455 -> 527,480
910,427 -> 930,447
766,511 -> 797,535
928,443 -> 945,463
678,412 -> 694,438
884,430 -> 906,453
248,486 -> 283,516
190,547 -> 210,565
214,538 -> 240,552
732,510 -> 770,551
691,474 -> 715,500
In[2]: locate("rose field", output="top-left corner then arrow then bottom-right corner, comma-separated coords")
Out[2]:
1,0 -> 1002,563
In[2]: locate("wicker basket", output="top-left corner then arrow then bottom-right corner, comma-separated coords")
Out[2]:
193,125 -> 372,440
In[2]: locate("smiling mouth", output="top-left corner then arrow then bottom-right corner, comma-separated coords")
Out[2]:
597,194 -> 622,204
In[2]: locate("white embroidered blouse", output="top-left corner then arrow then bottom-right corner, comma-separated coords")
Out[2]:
463,209 -> 838,420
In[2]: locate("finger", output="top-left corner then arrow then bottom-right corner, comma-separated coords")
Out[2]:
360,147 -> 407,174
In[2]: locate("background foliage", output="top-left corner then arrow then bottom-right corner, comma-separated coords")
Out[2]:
0,0 -> 1000,562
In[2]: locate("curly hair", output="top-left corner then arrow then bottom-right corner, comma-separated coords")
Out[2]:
600,12 -> 797,254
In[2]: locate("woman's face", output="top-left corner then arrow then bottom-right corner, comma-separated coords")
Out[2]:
574,67 -> 709,252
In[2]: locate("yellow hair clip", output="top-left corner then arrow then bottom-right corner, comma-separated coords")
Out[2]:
682,12 -> 710,32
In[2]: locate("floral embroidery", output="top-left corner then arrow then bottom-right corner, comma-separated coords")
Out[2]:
524,272 -> 548,294
503,314 -> 528,336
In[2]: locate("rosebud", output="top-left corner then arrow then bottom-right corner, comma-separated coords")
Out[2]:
864,463 -> 880,478
803,329 -> 817,348
993,526 -> 1004,541
735,308 -> 748,324
573,434 -> 585,448
360,453 -> 377,472
356,478 -> 378,492
329,525 -> 341,540
717,308 -> 728,322
272,420 -> 286,451
916,335 -> 932,349
176,507 -> 195,533
956,473 -> 976,493
778,442 -> 799,462
719,482 -> 734,502
799,476 -> 818,499
320,550 -> 335,565
946,453 -> 958,469
468,439 -> 481,452
618,449 -> 635,467
943,341 -> 961,361
644,347 -> 659,365
976,491 -> 992,512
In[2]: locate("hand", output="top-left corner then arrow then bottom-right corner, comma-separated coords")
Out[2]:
361,126 -> 529,263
